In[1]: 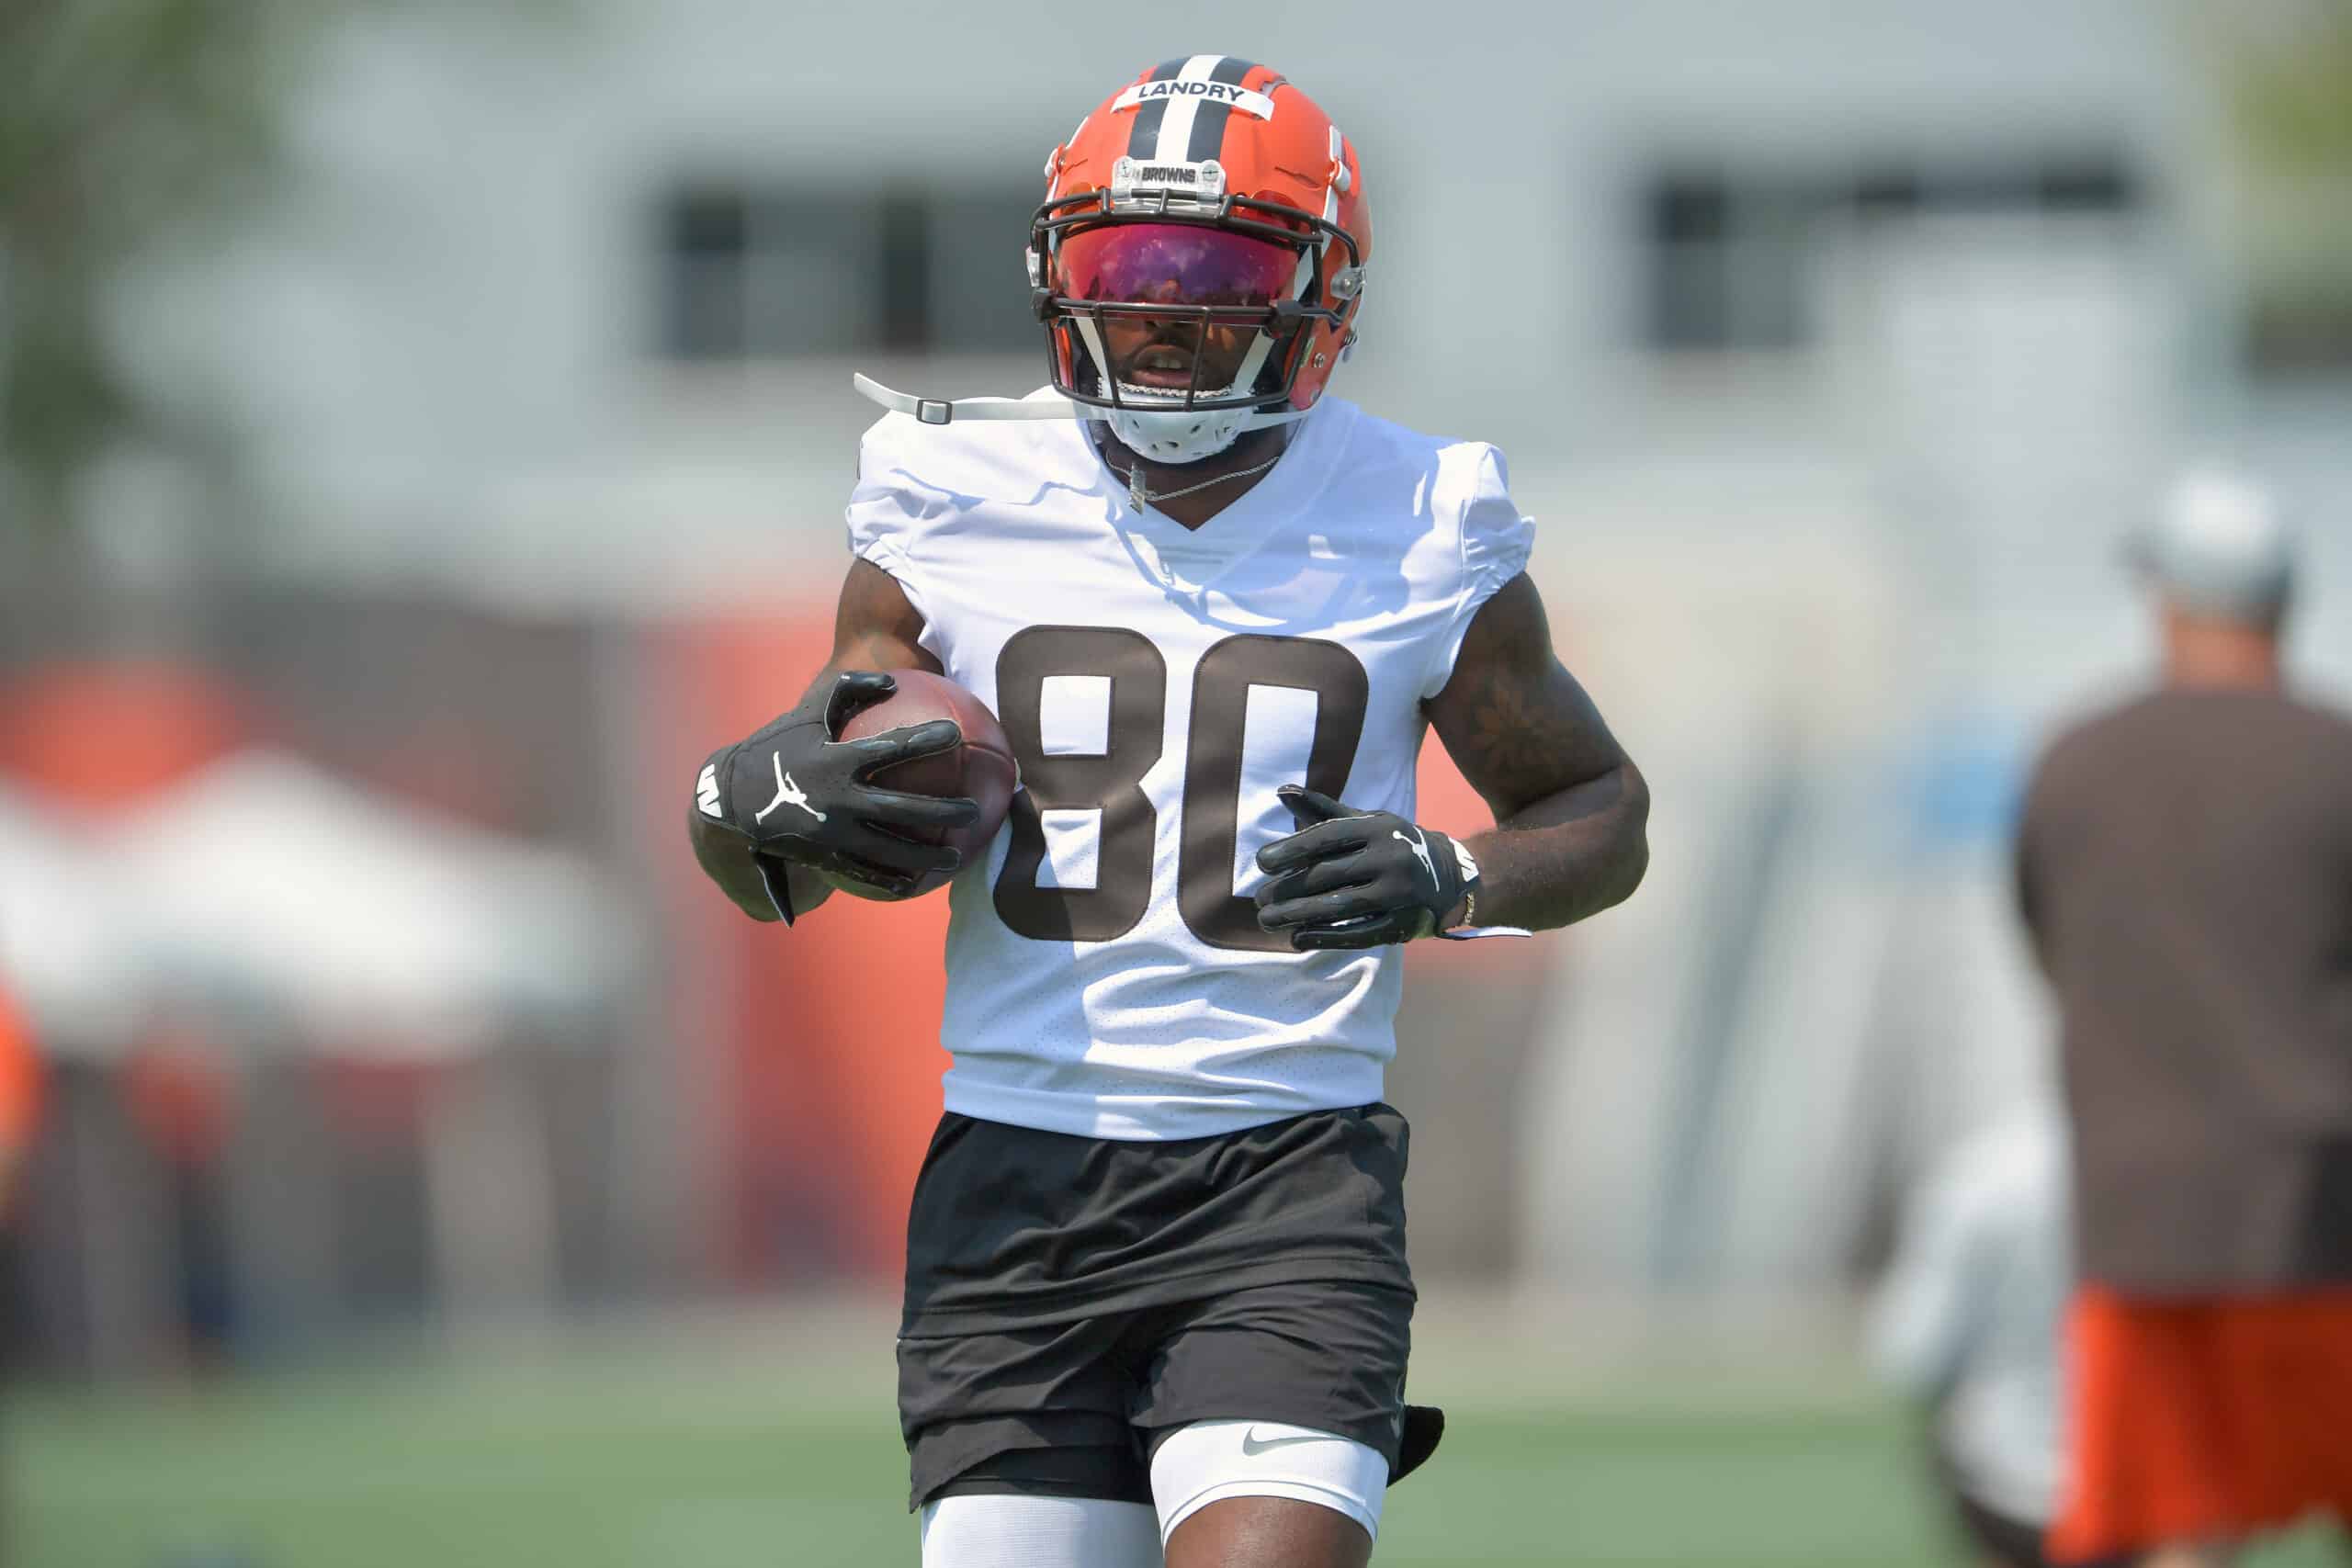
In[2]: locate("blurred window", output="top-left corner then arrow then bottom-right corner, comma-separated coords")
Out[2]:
658,184 -> 1040,359
928,190 -> 1048,356
665,190 -> 753,359
1638,153 -> 2139,355
1645,172 -> 1812,352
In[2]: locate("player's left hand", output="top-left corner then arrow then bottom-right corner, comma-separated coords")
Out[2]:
1254,785 -> 1476,950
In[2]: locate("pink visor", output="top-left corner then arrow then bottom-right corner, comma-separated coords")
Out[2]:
1057,223 -> 1298,311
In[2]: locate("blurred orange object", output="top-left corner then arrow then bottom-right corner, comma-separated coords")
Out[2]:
0,662 -> 249,807
656,613 -> 953,1285
2048,1284 -> 2352,1562
0,986 -> 45,1215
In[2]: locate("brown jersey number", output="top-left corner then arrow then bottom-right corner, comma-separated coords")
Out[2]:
990,627 -> 1370,952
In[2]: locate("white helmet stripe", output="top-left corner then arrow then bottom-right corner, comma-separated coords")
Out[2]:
1070,313 -> 1114,395
1323,127 -> 1343,237
1151,55 -> 1228,163
1288,246 -> 1316,299
1227,328 -> 1277,398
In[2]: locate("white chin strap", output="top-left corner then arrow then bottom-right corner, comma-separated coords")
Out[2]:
851,374 -> 1309,461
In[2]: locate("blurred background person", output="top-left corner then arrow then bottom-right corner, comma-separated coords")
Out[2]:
0,983 -> 44,1566
2018,470 -> 2352,1568
0,979 -> 44,1384
1872,1097 -> 2079,1568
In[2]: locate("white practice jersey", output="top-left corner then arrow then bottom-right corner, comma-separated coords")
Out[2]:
846,391 -> 1532,1140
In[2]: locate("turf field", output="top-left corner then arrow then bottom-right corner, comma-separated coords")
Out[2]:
10,1303 -> 2344,1568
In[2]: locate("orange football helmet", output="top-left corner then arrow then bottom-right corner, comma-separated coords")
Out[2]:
1029,57 -> 1371,461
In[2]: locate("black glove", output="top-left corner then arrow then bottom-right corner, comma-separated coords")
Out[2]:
1253,785 -> 1478,950
694,671 -> 978,916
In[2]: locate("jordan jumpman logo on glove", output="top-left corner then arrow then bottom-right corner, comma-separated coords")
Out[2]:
696,671 -> 977,916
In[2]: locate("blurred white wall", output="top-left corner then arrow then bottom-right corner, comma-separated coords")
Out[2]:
112,0 -> 2207,598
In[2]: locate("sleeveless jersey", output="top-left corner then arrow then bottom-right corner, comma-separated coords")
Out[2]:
845,392 -> 1532,1140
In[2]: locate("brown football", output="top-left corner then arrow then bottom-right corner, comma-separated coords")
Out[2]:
827,670 -> 1018,900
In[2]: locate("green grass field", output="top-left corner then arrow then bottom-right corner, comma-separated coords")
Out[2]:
10,1306 -> 2345,1568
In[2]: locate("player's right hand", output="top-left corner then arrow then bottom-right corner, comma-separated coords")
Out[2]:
692,671 -> 980,904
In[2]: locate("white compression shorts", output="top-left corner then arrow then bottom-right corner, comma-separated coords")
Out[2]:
1148,1419 -> 1389,1545
917,1420 -> 1388,1566
918,1495 -> 1159,1568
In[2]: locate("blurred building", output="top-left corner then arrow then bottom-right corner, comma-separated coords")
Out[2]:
6,0 -> 2350,1365
98,0 -> 2248,607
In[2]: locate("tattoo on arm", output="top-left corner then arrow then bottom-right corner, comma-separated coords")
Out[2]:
1442,647 -> 1624,818
1426,573 -> 1649,931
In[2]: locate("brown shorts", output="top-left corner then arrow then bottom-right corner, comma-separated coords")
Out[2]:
2047,1285 -> 2352,1564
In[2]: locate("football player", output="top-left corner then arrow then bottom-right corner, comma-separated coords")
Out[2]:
689,57 -> 1649,1568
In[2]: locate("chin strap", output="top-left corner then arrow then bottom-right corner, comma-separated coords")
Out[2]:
853,373 -> 1313,432
853,374 -> 1085,425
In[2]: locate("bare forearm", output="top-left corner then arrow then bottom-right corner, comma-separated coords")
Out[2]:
1454,762 -> 1649,931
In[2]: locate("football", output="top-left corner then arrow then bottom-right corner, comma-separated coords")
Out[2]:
825,670 -> 1018,900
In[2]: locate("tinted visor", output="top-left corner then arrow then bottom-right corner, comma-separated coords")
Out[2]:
1057,223 -> 1298,313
